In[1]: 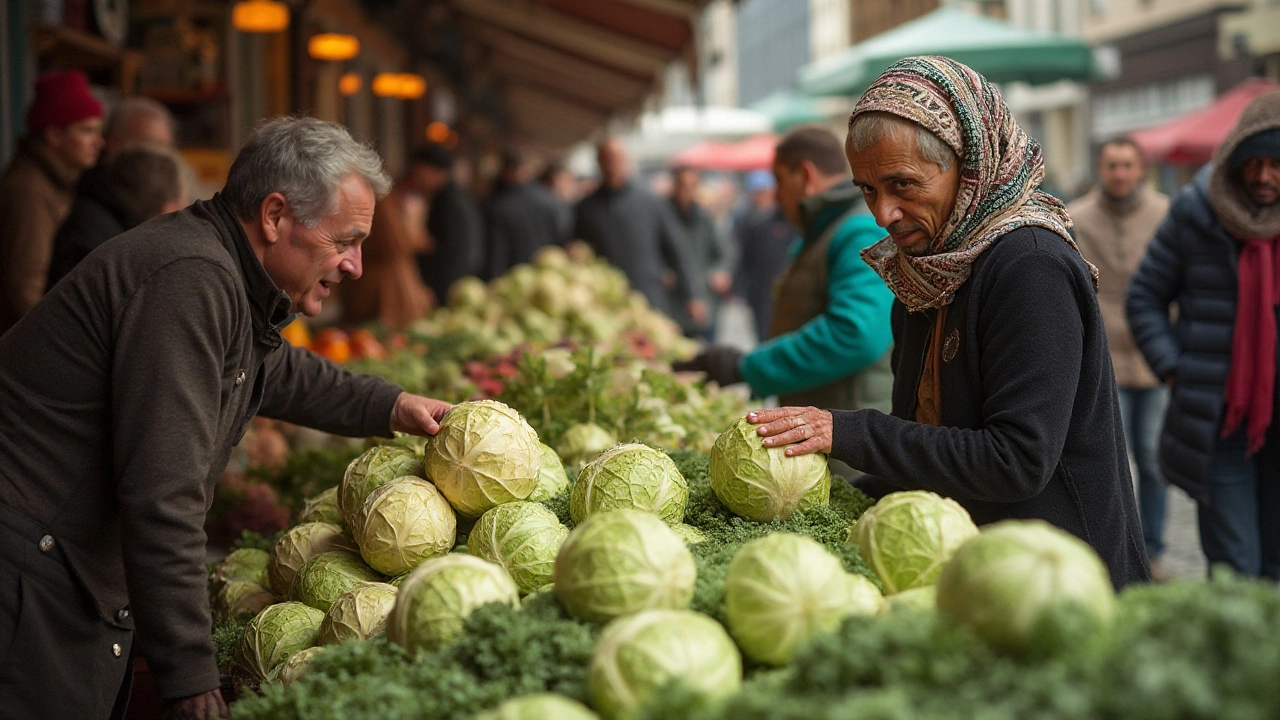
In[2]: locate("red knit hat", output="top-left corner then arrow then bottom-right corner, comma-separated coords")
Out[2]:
26,70 -> 105,132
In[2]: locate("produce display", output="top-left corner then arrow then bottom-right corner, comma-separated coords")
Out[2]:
206,253 -> 1280,720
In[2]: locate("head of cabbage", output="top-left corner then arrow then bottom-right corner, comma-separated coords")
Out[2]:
556,423 -> 617,465
276,645 -> 325,687
709,418 -> 831,522
851,490 -> 979,594
423,400 -> 541,519
724,532 -> 883,665
235,601 -> 325,682
319,582 -> 398,645
553,509 -> 696,624
339,445 -> 424,534
388,554 -> 519,654
355,476 -> 456,576
467,501 -> 568,595
527,444 -> 570,502
299,486 -> 344,526
213,547 -> 271,594
214,579 -> 276,623
569,443 -> 688,525
590,609 -> 742,720
475,693 -> 599,720
292,550 -> 385,612
884,584 -> 937,614
267,522 -> 353,597
936,520 -> 1115,656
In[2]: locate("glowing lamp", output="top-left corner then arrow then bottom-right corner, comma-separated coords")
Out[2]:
308,33 -> 360,61
339,73 -> 362,96
232,0 -> 290,33
425,121 -> 450,142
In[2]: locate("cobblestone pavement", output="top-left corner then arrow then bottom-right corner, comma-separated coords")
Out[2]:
716,298 -> 1210,580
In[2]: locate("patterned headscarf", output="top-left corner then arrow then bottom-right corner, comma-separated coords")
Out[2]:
849,56 -> 1095,311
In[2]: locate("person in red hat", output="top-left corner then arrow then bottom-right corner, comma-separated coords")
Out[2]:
0,70 -> 105,335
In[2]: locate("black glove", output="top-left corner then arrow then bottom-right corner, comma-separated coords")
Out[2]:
671,345 -> 744,386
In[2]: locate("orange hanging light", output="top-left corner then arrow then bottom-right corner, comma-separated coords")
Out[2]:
232,0 -> 290,33
425,121 -> 450,143
372,73 -> 427,100
338,72 -> 362,96
308,33 -> 360,61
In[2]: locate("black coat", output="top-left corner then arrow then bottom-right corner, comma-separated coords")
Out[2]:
420,181 -> 485,300
1126,168 -> 1239,502
831,227 -> 1150,589
45,165 -> 144,290
733,205 -> 797,337
486,181 -> 565,279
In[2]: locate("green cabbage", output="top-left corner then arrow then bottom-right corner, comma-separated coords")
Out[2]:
589,609 -> 742,720
318,582 -> 398,645
267,522 -> 353,597
475,693 -> 598,720
937,520 -> 1115,656
388,554 -> 519,654
556,423 -> 618,465
292,550 -> 385,612
528,443 -> 570,502
339,446 -> 424,535
467,502 -> 569,595
355,476 -> 456,575
213,547 -> 271,594
423,400 -> 541,519
276,645 -> 324,687
671,523 -> 708,545
214,579 -> 276,623
724,533 -> 883,665
298,486 -> 343,526
709,417 -> 832,522
884,584 -> 937,613
851,491 -> 979,594
235,601 -> 325,682
554,509 -> 696,624
569,443 -> 688,525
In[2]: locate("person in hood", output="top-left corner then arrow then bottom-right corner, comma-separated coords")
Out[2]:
751,56 -> 1149,590
1127,90 -> 1280,580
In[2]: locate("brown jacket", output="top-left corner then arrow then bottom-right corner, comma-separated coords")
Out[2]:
0,196 -> 402,702
0,140 -> 79,334
341,185 -> 433,328
1069,185 -> 1170,388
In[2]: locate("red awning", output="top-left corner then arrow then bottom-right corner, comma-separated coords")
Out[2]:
1130,78 -> 1280,165
669,133 -> 778,172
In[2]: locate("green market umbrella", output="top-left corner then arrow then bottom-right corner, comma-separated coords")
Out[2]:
799,5 -> 1100,98
749,91 -> 828,131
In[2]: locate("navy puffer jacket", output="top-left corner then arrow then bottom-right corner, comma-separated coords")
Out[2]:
1126,167 -> 1238,502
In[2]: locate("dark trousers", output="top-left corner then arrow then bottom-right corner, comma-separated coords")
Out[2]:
1199,427 -> 1280,580
0,506 -> 134,719
1118,387 -> 1170,558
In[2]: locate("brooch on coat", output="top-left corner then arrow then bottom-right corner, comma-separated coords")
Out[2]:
943,329 -> 960,363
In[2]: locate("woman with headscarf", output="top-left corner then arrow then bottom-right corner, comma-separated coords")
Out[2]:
750,56 -> 1150,589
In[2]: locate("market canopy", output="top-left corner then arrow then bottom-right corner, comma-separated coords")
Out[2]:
669,133 -> 777,172
749,91 -> 827,131
798,5 -> 1100,98
1129,77 -> 1280,165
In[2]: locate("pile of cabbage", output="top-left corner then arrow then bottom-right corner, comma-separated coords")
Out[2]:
217,407 -> 1122,719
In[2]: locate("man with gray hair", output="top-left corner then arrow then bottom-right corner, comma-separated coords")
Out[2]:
0,116 -> 452,718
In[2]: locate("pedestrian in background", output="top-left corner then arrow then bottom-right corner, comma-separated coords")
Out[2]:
733,169 -> 798,342
0,70 -> 104,334
46,142 -> 191,289
675,126 -> 893,420
1127,90 -> 1280,580
667,166 -> 736,339
574,137 -> 706,326
1069,137 -> 1172,580
412,143 -> 486,302
487,148 -> 566,278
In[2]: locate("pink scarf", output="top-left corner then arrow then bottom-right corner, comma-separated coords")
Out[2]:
1221,235 -> 1280,455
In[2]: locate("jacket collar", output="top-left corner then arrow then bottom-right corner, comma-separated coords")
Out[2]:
199,194 -> 292,348
798,180 -> 864,244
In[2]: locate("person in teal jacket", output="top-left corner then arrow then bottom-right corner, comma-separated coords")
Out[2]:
675,126 -> 894,414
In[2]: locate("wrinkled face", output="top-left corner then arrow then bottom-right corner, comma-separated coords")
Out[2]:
673,169 -> 699,208
1098,143 -> 1144,200
263,174 -> 374,317
1241,156 -> 1280,207
45,117 -> 105,171
771,159 -> 807,227
597,140 -> 630,189
848,124 -> 961,257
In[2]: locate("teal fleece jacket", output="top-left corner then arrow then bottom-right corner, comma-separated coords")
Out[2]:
740,186 -> 893,397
